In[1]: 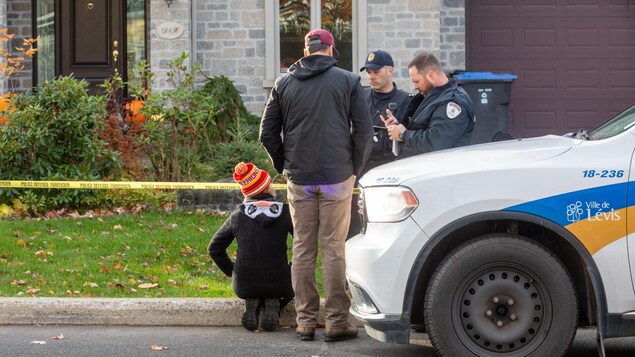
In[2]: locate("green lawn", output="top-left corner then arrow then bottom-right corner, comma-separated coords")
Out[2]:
0,211 -> 306,298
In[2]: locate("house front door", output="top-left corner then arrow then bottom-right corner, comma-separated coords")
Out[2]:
59,0 -> 125,93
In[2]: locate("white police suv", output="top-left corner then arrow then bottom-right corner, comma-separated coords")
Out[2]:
346,104 -> 635,356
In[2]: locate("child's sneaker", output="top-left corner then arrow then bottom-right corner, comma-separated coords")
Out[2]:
241,298 -> 260,331
260,298 -> 280,331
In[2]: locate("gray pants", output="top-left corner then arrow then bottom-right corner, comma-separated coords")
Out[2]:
287,175 -> 355,329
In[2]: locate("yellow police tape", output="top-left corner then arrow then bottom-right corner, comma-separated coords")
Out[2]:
0,180 -> 285,190
0,180 -> 360,193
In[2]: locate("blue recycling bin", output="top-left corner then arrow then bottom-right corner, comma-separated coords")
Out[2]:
453,71 -> 518,144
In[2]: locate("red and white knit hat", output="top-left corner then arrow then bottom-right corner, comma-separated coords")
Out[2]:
233,162 -> 272,198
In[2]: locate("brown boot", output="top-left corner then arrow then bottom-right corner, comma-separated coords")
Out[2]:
324,323 -> 358,342
296,326 -> 316,341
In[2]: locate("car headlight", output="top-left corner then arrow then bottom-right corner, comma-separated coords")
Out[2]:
362,186 -> 418,223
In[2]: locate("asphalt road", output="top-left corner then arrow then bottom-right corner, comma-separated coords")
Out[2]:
0,325 -> 633,357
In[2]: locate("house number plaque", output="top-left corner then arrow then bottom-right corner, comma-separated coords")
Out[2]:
157,22 -> 184,40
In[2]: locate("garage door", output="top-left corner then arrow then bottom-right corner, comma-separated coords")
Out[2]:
467,1 -> 635,139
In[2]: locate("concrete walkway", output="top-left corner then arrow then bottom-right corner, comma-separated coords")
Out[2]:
0,298 -> 358,327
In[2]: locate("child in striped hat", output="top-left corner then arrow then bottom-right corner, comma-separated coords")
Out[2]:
208,162 -> 294,332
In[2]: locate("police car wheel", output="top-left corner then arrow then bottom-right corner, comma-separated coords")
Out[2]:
424,234 -> 578,357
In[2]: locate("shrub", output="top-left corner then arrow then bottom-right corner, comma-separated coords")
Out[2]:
209,117 -> 277,181
138,53 -> 267,182
0,75 -> 120,213
98,71 -> 147,181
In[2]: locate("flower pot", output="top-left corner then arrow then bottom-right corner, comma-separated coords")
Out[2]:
125,99 -> 146,123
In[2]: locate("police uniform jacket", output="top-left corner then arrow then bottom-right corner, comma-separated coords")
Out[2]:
400,80 -> 475,158
260,54 -> 373,185
364,84 -> 411,171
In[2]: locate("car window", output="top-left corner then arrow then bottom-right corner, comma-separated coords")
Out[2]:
588,104 -> 635,140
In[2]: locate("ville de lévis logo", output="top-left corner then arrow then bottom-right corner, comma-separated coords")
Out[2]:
566,200 -> 621,223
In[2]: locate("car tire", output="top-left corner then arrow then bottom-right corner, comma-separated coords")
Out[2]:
424,234 -> 578,357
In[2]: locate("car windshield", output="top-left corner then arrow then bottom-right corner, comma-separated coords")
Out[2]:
587,104 -> 635,140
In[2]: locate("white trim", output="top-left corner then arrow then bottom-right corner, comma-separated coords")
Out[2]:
263,0 -> 276,87
354,0 -> 368,84
311,0 -> 321,29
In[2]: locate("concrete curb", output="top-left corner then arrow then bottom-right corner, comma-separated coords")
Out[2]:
0,298 -> 360,327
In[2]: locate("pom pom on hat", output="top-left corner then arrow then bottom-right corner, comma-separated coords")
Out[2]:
233,162 -> 272,198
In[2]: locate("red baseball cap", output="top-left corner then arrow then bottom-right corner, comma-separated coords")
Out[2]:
305,29 -> 335,47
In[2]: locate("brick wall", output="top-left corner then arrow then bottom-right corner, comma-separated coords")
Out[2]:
149,0 -> 193,91
367,0 -> 441,95
193,0 -> 267,114
440,0 -> 466,71
5,0 -> 32,93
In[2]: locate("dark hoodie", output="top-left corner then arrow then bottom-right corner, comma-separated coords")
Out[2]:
208,193 -> 294,306
260,54 -> 373,185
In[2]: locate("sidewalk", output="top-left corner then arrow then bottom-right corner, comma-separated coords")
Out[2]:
0,298 -> 359,327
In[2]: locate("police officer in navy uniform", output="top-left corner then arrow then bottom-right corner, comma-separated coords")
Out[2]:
383,52 -> 475,157
359,50 -> 411,174
347,50 -> 411,240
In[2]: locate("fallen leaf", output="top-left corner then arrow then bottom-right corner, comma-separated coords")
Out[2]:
52,333 -> 64,340
113,224 -> 123,230
30,340 -> 46,345
151,345 -> 169,351
83,282 -> 99,288
16,239 -> 26,247
10,280 -> 27,285
197,227 -> 205,233
26,288 -> 40,295
34,250 -> 46,257
138,283 -> 159,289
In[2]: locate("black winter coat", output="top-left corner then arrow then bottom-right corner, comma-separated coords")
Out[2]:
260,54 -> 373,185
208,194 -> 294,304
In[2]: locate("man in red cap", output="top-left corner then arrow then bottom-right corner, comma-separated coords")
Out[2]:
260,29 -> 373,342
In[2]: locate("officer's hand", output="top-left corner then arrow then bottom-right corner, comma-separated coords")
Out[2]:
380,109 -> 398,126
387,124 -> 406,141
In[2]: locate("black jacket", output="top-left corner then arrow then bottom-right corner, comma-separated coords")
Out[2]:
207,194 -> 294,303
260,54 -> 373,185
364,84 -> 411,171
400,80 -> 475,158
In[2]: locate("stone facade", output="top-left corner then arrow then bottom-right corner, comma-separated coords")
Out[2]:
193,0 -> 268,114
1,0 -> 467,114
440,0 -> 466,71
149,0 -> 193,92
